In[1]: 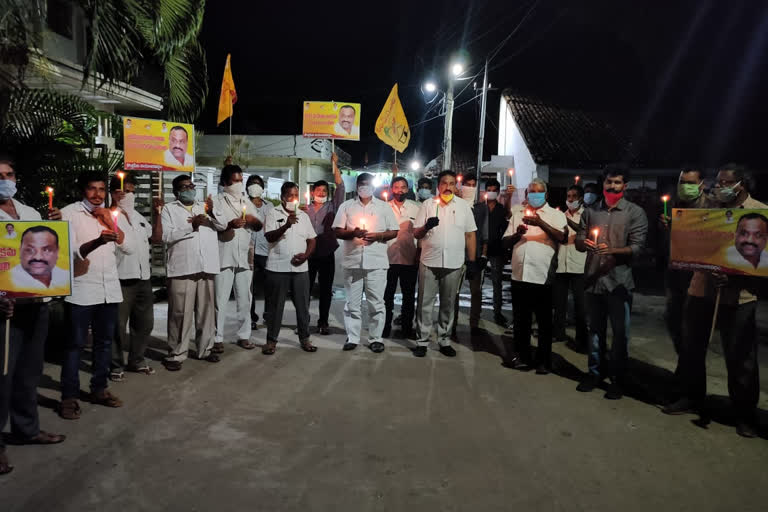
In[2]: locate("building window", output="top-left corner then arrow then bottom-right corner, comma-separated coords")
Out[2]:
47,0 -> 73,39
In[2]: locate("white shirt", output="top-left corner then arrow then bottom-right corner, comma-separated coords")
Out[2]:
249,200 -> 274,257
61,202 -> 125,305
0,199 -> 41,221
333,123 -> 360,138
332,197 -> 399,270
557,206 -> 587,274
161,200 -> 221,277
504,203 -> 567,285
265,205 -> 316,273
725,244 -> 768,270
212,192 -> 260,269
414,196 -> 477,270
116,208 -> 152,280
163,149 -> 194,168
4,231 -> 17,239
11,264 -> 69,289
386,199 -> 421,266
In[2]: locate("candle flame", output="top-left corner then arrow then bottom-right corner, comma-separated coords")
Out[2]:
457,175 -> 463,182
661,195 -> 670,202
117,171 -> 125,178
592,228 -> 599,236
574,175 -> 580,182
111,210 -> 119,218
508,168 -> 515,176
46,187 -> 53,193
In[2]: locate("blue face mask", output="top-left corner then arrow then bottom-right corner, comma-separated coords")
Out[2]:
0,180 -> 17,200
583,192 -> 598,205
178,190 -> 196,203
527,192 -> 546,208
418,189 -> 433,200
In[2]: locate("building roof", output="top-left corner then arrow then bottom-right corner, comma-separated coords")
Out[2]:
502,90 -> 633,168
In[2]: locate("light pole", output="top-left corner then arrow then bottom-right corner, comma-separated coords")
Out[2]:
422,59 -> 466,172
474,59 -> 489,202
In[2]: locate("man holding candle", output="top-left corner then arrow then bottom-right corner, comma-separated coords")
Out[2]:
306,152 -> 345,335
412,170 -> 477,357
332,173 -> 399,352
59,171 -> 129,419
246,174 -> 273,330
263,182 -> 317,354
0,155 -> 65,475
211,165 -> 263,351
161,175 -> 224,370
109,173 -> 163,380
575,166 -> 648,399
502,178 -> 567,373
383,175 -> 421,339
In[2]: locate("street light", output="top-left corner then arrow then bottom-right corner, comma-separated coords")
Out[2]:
451,63 -> 464,77
409,161 -> 421,171
424,82 -> 437,93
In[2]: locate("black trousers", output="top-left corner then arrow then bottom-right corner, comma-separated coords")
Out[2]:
510,280 -> 553,367
384,264 -> 418,332
0,302 -> 48,450
251,254 -> 268,322
552,272 -> 587,345
680,296 -> 759,419
308,253 -> 335,327
664,268 -> 693,356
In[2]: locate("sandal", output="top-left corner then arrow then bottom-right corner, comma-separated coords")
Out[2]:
262,341 -> 277,355
0,451 -> 13,476
90,390 -> 124,408
127,364 -> 155,375
162,360 -> 182,371
202,354 -> 220,363
299,339 -> 317,353
237,339 -> 256,350
109,369 -> 125,382
212,342 -> 225,354
21,431 -> 66,445
58,398 -> 81,420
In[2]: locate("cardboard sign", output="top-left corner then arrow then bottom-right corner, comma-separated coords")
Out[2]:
670,208 -> 768,277
0,221 -> 72,298
302,101 -> 361,140
123,117 -> 196,171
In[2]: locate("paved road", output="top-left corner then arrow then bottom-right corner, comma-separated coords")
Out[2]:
2,286 -> 768,511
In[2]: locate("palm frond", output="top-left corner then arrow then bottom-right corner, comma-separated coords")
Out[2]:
163,39 -> 208,122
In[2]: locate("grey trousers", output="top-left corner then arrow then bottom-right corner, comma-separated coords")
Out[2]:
166,274 -> 216,362
416,264 -> 463,347
112,278 -> 154,370
265,271 -> 311,344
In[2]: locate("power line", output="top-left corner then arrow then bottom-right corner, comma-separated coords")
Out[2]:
412,92 -> 484,127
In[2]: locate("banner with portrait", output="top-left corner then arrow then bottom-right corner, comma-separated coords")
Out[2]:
0,221 -> 72,298
302,101 -> 361,140
669,208 -> 768,277
123,117 -> 196,171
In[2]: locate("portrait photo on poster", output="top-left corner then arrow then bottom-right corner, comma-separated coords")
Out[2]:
670,208 -> 768,277
302,101 -> 361,141
0,220 -> 72,299
123,117 -> 196,171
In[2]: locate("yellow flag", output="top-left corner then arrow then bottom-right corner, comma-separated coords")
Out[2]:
217,54 -> 237,126
375,84 -> 410,153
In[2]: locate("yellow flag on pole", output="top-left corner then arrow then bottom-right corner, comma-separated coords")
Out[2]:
217,54 -> 237,126
375,84 -> 410,153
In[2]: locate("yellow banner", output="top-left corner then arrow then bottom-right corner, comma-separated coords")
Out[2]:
217,53 -> 237,126
374,84 -> 410,153
0,221 -> 72,299
302,101 -> 361,141
123,117 -> 195,171
670,208 -> 768,277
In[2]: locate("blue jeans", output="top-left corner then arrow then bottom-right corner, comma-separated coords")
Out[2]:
586,287 -> 632,380
61,303 -> 119,399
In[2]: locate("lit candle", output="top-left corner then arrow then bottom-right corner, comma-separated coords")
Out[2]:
111,210 -> 119,231
306,184 -> 311,204
525,209 -> 533,217
204,202 -> 208,213
508,168 -> 515,177
383,191 -> 388,201
242,204 -> 247,219
592,228 -> 599,244
361,217 -> 366,230
661,195 -> 670,218
293,200 -> 299,212
457,175 -> 463,184
484,192 -> 488,202
574,175 -> 580,184
46,187 -> 54,210
434,198 -> 440,217
117,171 -> 125,191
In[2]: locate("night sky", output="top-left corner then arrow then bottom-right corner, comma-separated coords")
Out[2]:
199,0 -> 768,169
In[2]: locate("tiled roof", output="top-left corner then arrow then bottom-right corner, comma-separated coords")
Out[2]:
503,90 -> 633,167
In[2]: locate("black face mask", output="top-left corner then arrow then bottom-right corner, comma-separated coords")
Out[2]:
393,192 -> 407,202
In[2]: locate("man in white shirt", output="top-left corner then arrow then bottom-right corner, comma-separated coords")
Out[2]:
263,182 -> 317,355
246,174 -> 273,329
502,178 -> 567,374
59,171 -> 130,419
211,165 -> 263,351
383,174 -> 420,339
109,173 -> 162,380
161,175 -> 224,371
332,173 -> 399,353
412,170 -> 478,357
4,223 -> 16,239
162,126 -> 194,168
0,155 -> 65,475
553,184 -> 588,352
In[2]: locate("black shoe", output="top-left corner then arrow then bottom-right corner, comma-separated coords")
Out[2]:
439,345 -> 457,357
382,326 -> 391,338
576,374 -> 601,392
736,421 -> 758,439
503,355 -> 531,371
413,346 -> 427,358
342,341 -> 357,351
318,326 -> 330,335
604,382 -> 623,400
662,397 -> 698,415
494,315 -> 510,327
393,314 -> 403,326
369,342 -> 385,353
251,321 -> 259,330
535,364 -> 551,375
470,326 -> 484,336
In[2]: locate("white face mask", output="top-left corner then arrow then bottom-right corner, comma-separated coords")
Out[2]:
460,186 -> 477,200
314,195 -> 328,204
566,199 -> 581,211
81,200 -> 104,213
247,184 -> 263,198
118,192 -> 135,211
357,185 -> 373,199
284,200 -> 297,212
0,180 -> 17,200
485,191 -> 498,201
223,182 -> 244,197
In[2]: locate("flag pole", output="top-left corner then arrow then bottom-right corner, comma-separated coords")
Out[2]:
229,112 -> 233,156
3,317 -> 9,376
394,149 -> 397,167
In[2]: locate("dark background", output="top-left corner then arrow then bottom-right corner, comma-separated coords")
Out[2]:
198,0 -> 768,170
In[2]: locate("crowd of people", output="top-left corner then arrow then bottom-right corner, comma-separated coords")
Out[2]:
0,152 -> 764,475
